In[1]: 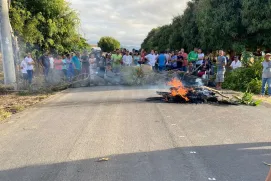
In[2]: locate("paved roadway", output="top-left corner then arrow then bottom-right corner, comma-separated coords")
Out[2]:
0,86 -> 271,181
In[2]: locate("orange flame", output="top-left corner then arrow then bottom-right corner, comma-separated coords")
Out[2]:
167,78 -> 189,101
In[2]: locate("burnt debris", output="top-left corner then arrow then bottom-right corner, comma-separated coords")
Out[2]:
146,78 -> 238,105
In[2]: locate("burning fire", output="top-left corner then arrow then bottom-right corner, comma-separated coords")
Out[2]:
167,78 -> 189,101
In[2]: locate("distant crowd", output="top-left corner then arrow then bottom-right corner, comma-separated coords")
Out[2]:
20,47 -> 271,96
19,48 -> 242,86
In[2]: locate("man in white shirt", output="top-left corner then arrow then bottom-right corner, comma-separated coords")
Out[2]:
230,56 -> 242,70
145,50 -> 156,69
49,54 -> 54,69
122,51 -> 133,66
20,58 -> 28,84
25,53 -> 34,84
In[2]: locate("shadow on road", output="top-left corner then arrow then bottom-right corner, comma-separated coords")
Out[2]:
0,142 -> 270,181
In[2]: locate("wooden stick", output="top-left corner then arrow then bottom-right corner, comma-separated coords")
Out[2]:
201,86 -> 230,99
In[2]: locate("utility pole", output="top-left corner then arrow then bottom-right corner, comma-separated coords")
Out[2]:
0,0 -> 16,86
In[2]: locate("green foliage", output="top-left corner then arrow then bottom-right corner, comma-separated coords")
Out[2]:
9,0 -> 90,54
233,91 -> 262,106
98,37 -> 120,52
141,25 -> 172,52
223,52 -> 263,93
241,0 -> 271,48
248,78 -> 262,94
141,0 -> 271,52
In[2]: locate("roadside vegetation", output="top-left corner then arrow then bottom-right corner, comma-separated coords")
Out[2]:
141,0 -> 270,96
141,0 -> 270,53
9,0 -> 90,57
223,52 -> 263,94
0,91 -> 50,121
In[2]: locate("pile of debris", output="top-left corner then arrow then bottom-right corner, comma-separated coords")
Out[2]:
147,78 -> 237,105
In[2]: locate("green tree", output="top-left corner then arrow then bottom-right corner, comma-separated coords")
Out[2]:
9,0 -> 89,55
169,16 -> 184,50
141,25 -> 172,52
241,0 -> 271,50
141,0 -> 271,52
179,0 -> 200,51
98,36 -> 120,52
196,0 -> 244,51
141,28 -> 158,52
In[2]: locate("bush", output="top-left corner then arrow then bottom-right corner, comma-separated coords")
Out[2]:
223,52 -> 263,94
248,78 -> 262,94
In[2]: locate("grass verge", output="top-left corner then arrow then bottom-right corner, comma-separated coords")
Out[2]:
0,92 -> 50,122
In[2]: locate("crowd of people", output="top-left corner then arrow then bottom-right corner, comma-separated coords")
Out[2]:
19,47 -> 271,96
19,48 -> 242,87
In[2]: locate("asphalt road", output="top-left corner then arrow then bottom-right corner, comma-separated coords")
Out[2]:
0,86 -> 271,181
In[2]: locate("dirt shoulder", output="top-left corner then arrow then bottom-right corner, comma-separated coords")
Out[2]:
0,92 -> 51,121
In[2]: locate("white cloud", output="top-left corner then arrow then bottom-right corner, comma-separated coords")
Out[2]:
69,0 -> 189,49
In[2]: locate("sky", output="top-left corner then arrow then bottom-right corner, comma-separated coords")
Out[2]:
69,0 -> 189,50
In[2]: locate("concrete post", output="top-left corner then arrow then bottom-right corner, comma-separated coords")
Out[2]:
0,0 -> 16,86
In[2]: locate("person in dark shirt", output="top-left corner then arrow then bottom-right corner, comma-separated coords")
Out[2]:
40,52 -> 50,80
81,52 -> 89,78
177,52 -> 184,70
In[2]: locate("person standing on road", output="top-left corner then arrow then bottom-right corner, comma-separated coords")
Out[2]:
81,52 -> 89,78
48,54 -> 55,82
20,56 -> 28,86
62,55 -> 68,79
215,50 -> 227,90
133,51 -> 140,66
122,51 -> 133,66
261,53 -> 271,97
139,49 -> 146,65
176,51 -> 183,71
40,52 -> 50,81
105,53 -> 112,65
25,53 -> 34,84
180,48 -> 188,72
72,52 -> 81,77
164,51 -> 170,65
49,54 -> 54,69
66,54 -> 75,81
188,48 -> 198,67
145,50 -> 157,70
89,54 -> 97,81
111,49 -> 123,74
196,48 -> 204,68
54,55 -> 63,80
157,51 -> 167,72
170,52 -> 178,69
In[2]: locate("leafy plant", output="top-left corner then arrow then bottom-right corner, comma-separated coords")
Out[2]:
233,91 -> 262,106
247,78 -> 262,94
